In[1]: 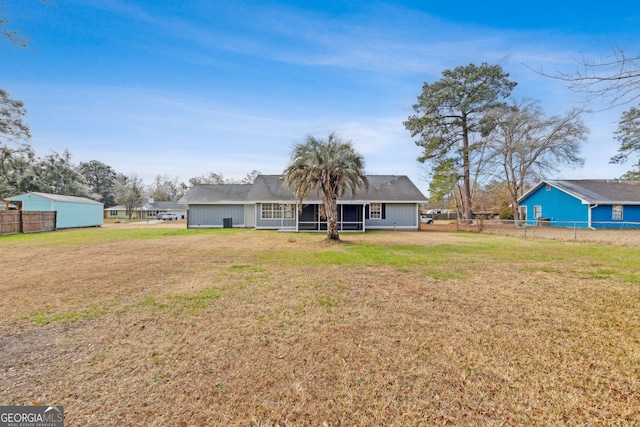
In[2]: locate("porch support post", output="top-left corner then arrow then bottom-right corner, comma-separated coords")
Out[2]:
362,204 -> 366,233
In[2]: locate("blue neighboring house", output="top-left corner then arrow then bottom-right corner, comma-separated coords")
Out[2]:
518,180 -> 640,229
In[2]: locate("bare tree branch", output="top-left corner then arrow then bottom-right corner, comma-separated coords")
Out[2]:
1,2 -> 30,47
528,44 -> 640,108
1,1 -> 53,48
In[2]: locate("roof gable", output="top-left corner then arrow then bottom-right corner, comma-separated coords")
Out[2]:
248,175 -> 295,202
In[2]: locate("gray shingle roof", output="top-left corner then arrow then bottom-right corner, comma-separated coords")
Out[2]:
247,175 -> 295,202
355,175 -> 428,203
521,180 -> 640,204
179,184 -> 253,204
181,175 -> 427,204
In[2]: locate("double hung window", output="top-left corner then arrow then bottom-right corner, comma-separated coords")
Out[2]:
369,203 -> 382,219
612,205 -> 623,220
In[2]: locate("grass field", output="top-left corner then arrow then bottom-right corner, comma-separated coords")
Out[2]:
1,226 -> 639,426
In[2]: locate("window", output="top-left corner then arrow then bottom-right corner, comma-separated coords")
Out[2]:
109,210 -> 118,217
261,203 -> 281,219
283,205 -> 294,219
369,203 -> 382,219
261,203 -> 294,219
612,205 -> 623,220
534,205 -> 542,219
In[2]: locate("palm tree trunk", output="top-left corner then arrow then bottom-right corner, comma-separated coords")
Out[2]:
325,197 -> 340,240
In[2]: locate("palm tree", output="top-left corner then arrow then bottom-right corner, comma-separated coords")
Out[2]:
284,133 -> 368,241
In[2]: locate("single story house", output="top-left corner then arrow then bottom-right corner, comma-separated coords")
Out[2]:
5,192 -> 103,229
180,174 -> 427,231
518,179 -> 640,229
105,199 -> 188,219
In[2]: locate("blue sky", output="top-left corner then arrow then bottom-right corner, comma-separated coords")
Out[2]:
4,0 -> 640,195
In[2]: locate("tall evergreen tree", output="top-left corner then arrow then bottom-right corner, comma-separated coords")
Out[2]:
404,63 -> 516,222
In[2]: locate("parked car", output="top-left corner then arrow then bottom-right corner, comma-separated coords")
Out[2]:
420,214 -> 433,224
158,212 -> 178,220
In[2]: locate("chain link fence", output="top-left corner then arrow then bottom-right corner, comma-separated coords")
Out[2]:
481,220 -> 640,246
423,219 -> 640,246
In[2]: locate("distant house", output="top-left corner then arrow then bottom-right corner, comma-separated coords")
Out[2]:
518,180 -> 640,229
104,199 -> 188,220
180,174 -> 427,231
5,192 -> 103,229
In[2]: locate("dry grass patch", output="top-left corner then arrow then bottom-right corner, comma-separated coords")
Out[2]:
0,227 -> 639,425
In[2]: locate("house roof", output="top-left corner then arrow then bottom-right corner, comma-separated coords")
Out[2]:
179,184 -> 253,204
145,200 -> 188,210
357,175 -> 427,203
180,175 -> 427,204
519,180 -> 640,205
247,175 -> 294,202
105,200 -> 188,211
6,192 -> 103,205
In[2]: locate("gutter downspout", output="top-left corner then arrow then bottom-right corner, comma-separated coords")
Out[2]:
588,204 -> 598,230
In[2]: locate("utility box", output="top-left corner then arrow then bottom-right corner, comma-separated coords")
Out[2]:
223,218 -> 233,228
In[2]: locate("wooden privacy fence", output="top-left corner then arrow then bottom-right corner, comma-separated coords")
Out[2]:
0,211 -> 57,235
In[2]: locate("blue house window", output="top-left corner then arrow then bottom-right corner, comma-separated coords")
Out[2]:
612,205 -> 623,220
534,205 -> 542,219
